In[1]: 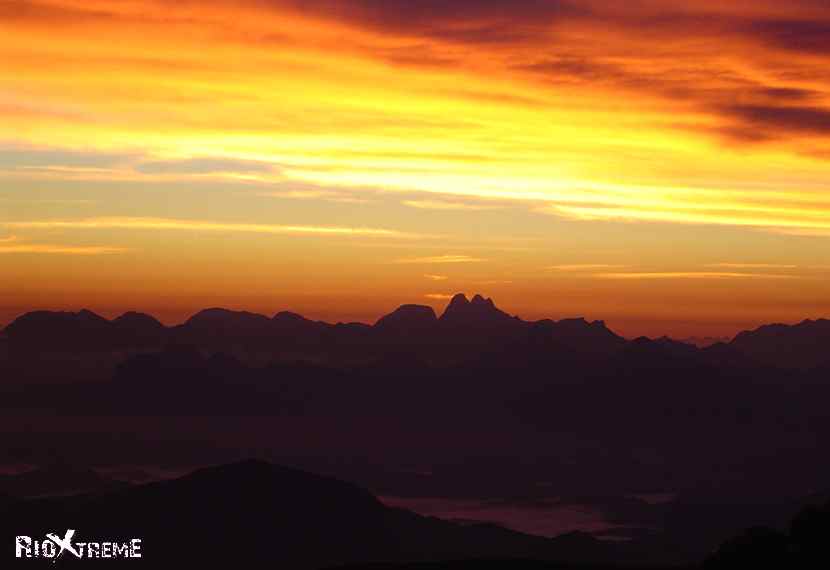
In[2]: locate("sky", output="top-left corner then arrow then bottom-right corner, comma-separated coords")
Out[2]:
1,0 -> 830,337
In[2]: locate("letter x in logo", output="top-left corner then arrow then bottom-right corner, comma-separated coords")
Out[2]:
46,529 -> 81,559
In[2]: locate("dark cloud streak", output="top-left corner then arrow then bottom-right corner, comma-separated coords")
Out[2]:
276,0 -> 588,45
719,104 -> 830,137
745,19 -> 830,56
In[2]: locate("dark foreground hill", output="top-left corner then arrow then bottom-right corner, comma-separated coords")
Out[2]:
1,460 -> 664,568
333,562 -> 681,570
0,462 -> 125,498
704,500 -> 830,568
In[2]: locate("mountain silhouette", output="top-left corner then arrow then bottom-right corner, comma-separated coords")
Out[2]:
0,459 -> 642,568
2,294 -> 627,366
6,294 -> 827,371
111,311 -> 166,346
4,309 -> 114,351
676,336 -> 731,348
0,462 -> 125,498
4,308 -> 167,353
175,307 -> 274,346
439,294 -> 518,327
4,294 -> 829,373
375,304 -> 438,334
273,310 -> 329,335
730,318 -> 830,369
528,317 -> 624,355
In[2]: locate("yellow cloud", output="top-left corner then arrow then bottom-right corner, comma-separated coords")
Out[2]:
258,190 -> 370,204
6,217 -> 417,238
707,263 -> 798,269
402,200 -> 501,211
396,255 -> 485,264
544,191 -> 830,236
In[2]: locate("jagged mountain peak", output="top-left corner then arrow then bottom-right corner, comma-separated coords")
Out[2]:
439,293 -> 515,325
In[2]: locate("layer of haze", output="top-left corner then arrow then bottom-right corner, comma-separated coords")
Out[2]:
2,0 -> 830,337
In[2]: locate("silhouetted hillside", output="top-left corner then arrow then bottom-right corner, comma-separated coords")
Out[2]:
333,557 -> 684,570
0,463 -> 125,498
730,319 -> 830,369
0,460 -> 652,568
111,311 -> 166,346
5,309 -> 115,351
375,304 -> 438,334
706,501 -> 830,568
676,336 -> 730,348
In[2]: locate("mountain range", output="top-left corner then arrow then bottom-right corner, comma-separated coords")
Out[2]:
2,294 -> 830,565
3,293 -> 829,370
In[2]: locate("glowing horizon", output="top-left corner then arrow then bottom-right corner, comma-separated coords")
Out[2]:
2,0 -> 830,337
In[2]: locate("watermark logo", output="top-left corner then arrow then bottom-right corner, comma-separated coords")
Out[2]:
15,530 -> 142,560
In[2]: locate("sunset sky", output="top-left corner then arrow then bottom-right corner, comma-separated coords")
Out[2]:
2,0 -> 830,337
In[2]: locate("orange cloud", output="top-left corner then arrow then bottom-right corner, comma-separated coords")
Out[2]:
0,244 -> 126,255
596,272 -> 800,280
548,264 -> 627,271
424,293 -> 452,300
